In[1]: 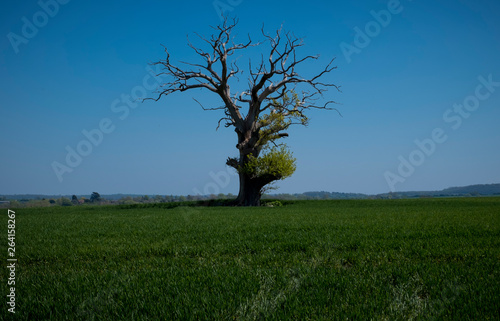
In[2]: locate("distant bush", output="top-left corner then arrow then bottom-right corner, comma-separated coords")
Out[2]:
262,200 -> 283,207
59,198 -> 73,206
9,200 -> 21,208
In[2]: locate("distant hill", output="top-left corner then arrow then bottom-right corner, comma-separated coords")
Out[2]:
441,184 -> 500,195
375,183 -> 500,199
268,184 -> 500,200
1,183 -> 499,201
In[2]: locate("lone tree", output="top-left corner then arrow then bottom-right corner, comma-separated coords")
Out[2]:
149,18 -> 339,206
90,192 -> 101,203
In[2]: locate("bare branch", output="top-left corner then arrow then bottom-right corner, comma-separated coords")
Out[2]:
147,16 -> 339,158
192,98 -> 225,111
226,157 -> 239,169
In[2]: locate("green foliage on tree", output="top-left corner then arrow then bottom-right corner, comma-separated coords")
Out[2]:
257,91 -> 308,148
241,145 -> 296,181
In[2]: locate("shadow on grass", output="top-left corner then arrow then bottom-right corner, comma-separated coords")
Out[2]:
116,199 -> 295,210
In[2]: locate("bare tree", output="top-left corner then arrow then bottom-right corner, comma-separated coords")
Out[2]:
148,18 -> 340,206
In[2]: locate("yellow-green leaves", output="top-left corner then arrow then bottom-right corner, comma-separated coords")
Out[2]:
257,91 -> 309,147
242,145 -> 296,180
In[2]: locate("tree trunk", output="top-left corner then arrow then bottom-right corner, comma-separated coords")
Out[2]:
235,172 -> 262,206
230,128 -> 263,206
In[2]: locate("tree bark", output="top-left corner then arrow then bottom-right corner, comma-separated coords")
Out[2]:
232,130 -> 263,206
235,172 -> 262,206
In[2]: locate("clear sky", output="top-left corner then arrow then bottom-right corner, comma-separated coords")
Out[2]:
1,0 -> 499,196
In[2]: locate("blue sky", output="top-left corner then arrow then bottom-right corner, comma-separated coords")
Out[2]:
1,0 -> 499,196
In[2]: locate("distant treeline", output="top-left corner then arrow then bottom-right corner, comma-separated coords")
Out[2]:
1,184 -> 499,207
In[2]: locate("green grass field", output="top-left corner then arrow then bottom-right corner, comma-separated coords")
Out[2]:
1,198 -> 499,320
